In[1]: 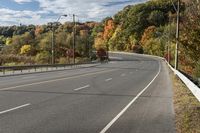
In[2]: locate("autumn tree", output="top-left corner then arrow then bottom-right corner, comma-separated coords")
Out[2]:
20,45 -> 31,55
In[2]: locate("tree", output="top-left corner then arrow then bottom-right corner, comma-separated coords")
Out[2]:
94,33 -> 106,50
148,10 -> 165,26
20,45 -> 31,55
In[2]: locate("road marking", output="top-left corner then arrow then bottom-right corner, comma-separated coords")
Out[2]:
74,85 -> 90,91
0,69 -> 117,91
129,72 -> 133,74
0,103 -> 30,115
100,62 -> 161,133
105,78 -> 112,82
120,73 -> 126,77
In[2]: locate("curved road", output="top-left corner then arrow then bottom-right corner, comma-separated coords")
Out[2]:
0,53 -> 175,133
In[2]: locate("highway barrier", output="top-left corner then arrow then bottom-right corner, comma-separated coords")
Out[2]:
0,62 -> 98,77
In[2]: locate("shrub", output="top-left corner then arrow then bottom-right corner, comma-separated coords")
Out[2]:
35,51 -> 50,64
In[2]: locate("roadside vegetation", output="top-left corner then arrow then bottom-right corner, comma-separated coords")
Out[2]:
172,75 -> 200,133
93,0 -> 200,84
0,0 -> 199,82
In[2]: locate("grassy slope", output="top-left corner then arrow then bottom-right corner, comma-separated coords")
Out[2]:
172,74 -> 200,133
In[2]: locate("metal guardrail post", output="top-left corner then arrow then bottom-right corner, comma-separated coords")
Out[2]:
3,68 -> 5,75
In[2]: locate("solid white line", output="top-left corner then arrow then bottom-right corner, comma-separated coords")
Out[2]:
74,85 -> 90,91
105,78 -> 113,82
0,69 -> 117,91
100,62 -> 161,133
0,103 -> 30,115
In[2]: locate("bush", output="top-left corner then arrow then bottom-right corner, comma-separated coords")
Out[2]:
0,54 -> 33,65
35,51 -> 50,64
58,57 -> 68,64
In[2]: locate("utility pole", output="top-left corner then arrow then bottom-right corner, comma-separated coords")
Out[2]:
73,14 -> 76,64
175,0 -> 180,70
51,26 -> 55,64
168,12 -> 172,63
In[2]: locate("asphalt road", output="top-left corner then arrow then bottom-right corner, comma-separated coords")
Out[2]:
0,53 -> 175,133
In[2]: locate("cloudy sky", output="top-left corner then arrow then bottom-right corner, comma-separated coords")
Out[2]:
0,0 -> 147,26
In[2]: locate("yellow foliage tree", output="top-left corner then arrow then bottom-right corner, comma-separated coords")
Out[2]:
20,45 -> 31,55
94,32 -> 106,50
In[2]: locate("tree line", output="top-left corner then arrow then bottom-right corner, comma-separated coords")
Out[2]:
0,0 -> 199,81
93,0 -> 199,81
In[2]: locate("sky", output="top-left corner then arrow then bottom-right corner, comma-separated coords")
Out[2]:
0,0 -> 147,26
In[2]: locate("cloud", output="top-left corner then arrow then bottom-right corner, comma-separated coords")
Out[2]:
0,8 -> 52,26
1,0 -> 147,25
13,0 -> 33,4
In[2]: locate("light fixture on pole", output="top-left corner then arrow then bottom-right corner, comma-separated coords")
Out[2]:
51,14 -> 68,64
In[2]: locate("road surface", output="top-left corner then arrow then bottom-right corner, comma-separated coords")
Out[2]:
0,53 -> 175,133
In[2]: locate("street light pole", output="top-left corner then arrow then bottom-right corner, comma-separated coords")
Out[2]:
51,14 -> 68,64
175,0 -> 180,70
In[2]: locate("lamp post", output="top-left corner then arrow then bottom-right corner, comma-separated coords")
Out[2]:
170,0 -> 180,70
51,14 -> 68,64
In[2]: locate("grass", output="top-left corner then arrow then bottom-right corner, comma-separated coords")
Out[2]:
172,74 -> 200,133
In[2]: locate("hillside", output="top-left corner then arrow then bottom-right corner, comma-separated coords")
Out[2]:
93,0 -> 199,81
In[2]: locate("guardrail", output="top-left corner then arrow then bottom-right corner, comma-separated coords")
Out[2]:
109,51 -> 200,102
166,62 -> 200,102
0,62 -> 97,76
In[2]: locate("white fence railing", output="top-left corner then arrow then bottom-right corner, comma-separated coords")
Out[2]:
166,62 -> 200,102
109,51 -> 200,102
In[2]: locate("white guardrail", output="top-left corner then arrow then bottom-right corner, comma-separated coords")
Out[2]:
166,62 -> 200,102
110,51 -> 200,102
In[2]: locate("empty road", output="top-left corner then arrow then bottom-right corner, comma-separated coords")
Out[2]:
0,53 -> 175,133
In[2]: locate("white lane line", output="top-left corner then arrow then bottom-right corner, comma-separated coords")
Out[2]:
120,73 -> 126,77
100,62 -> 161,133
105,78 -> 113,82
0,103 -> 30,115
0,69 -> 117,91
74,85 -> 90,91
129,72 -> 133,74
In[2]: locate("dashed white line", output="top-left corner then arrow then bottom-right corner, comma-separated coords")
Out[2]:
105,78 -> 113,82
129,72 -> 133,74
0,103 -> 31,115
100,62 -> 161,133
121,73 -> 126,77
0,69 -> 117,91
74,85 -> 90,91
